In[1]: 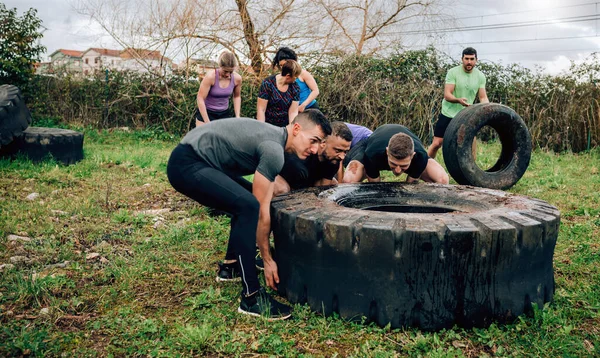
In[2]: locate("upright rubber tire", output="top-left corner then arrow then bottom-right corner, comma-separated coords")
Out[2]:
0,85 -> 32,147
0,127 -> 84,165
442,103 -> 532,190
271,183 -> 559,331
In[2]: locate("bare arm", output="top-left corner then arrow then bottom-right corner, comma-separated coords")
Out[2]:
253,171 -> 279,290
288,101 -> 299,123
478,87 -> 489,104
257,98 -> 268,122
273,175 -> 291,196
444,83 -> 469,107
314,177 -> 337,186
232,73 -> 242,117
336,162 -> 344,184
298,70 -> 320,112
419,159 -> 449,184
196,71 -> 215,126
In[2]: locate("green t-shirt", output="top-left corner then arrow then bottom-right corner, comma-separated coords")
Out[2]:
441,65 -> 486,118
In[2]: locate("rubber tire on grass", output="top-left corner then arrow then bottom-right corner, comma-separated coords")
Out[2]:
442,103 -> 532,190
271,183 -> 559,331
0,84 -> 32,147
0,127 -> 84,165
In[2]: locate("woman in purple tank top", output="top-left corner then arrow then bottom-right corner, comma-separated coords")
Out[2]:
195,51 -> 243,127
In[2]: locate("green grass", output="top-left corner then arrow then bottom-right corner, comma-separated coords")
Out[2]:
0,129 -> 599,357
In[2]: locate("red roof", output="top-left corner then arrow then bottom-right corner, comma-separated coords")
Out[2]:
87,48 -> 122,57
121,48 -> 171,63
51,49 -> 83,58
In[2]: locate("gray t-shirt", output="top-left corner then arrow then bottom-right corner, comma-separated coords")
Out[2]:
181,118 -> 288,182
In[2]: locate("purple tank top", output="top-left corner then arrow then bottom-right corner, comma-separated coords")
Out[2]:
345,123 -> 373,148
205,69 -> 235,111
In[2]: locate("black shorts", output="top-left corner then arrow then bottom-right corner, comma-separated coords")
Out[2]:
343,138 -> 367,167
433,113 -> 453,138
194,108 -> 233,123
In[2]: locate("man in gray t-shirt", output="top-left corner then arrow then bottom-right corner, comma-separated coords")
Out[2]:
167,110 -> 331,320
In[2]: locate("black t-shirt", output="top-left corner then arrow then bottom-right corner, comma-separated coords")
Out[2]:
363,124 -> 429,179
279,153 -> 339,189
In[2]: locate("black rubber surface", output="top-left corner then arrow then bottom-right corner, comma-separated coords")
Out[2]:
0,84 -> 32,147
443,103 -> 532,190
271,183 -> 560,331
0,127 -> 84,165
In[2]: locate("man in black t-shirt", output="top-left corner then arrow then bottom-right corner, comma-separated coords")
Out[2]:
275,121 -> 353,195
342,124 -> 449,184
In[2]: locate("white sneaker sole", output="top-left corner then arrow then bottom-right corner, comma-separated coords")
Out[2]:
215,276 -> 241,282
237,307 -> 292,321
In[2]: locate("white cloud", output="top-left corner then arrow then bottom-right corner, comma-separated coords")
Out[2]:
4,0 -> 120,61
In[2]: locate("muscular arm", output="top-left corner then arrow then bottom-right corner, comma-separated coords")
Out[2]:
196,72 -> 214,126
478,87 -> 489,104
273,175 -> 291,196
252,171 -> 279,290
256,98 -> 268,122
314,177 -> 337,186
336,162 -> 344,184
288,101 -> 299,123
419,159 -> 449,184
444,83 -> 469,107
232,74 -> 242,117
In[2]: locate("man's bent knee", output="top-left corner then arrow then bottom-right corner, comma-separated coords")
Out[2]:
343,160 -> 363,183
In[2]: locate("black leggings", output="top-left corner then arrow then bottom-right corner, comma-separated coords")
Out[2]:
167,144 -> 258,295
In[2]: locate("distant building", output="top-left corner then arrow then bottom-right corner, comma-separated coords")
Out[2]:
47,49 -> 84,73
81,48 -> 123,75
118,48 -> 173,74
41,47 -> 175,76
178,58 -> 218,78
34,62 -> 52,75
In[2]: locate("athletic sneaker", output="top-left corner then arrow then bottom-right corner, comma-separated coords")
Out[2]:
216,261 -> 241,282
238,288 -> 292,321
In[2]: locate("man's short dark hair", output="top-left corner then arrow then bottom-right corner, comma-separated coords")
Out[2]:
387,133 -> 414,159
273,47 -> 298,69
292,109 -> 332,136
331,121 -> 353,142
462,47 -> 477,59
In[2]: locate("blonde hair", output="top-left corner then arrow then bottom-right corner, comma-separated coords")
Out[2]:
281,59 -> 302,78
218,51 -> 238,69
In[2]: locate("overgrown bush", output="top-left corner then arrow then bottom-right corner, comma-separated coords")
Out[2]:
22,48 -> 599,152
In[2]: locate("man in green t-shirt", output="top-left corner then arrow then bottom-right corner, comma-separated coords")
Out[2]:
427,47 -> 489,159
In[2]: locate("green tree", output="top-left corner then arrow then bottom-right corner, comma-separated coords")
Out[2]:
0,4 -> 46,86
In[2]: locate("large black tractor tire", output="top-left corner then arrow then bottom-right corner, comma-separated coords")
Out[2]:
0,127 -> 84,165
443,103 -> 532,190
0,85 -> 32,147
271,183 -> 559,331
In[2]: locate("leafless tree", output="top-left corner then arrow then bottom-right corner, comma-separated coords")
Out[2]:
311,0 -> 445,56
74,0 -> 449,75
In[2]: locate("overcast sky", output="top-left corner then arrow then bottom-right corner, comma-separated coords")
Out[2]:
5,0 -> 599,75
